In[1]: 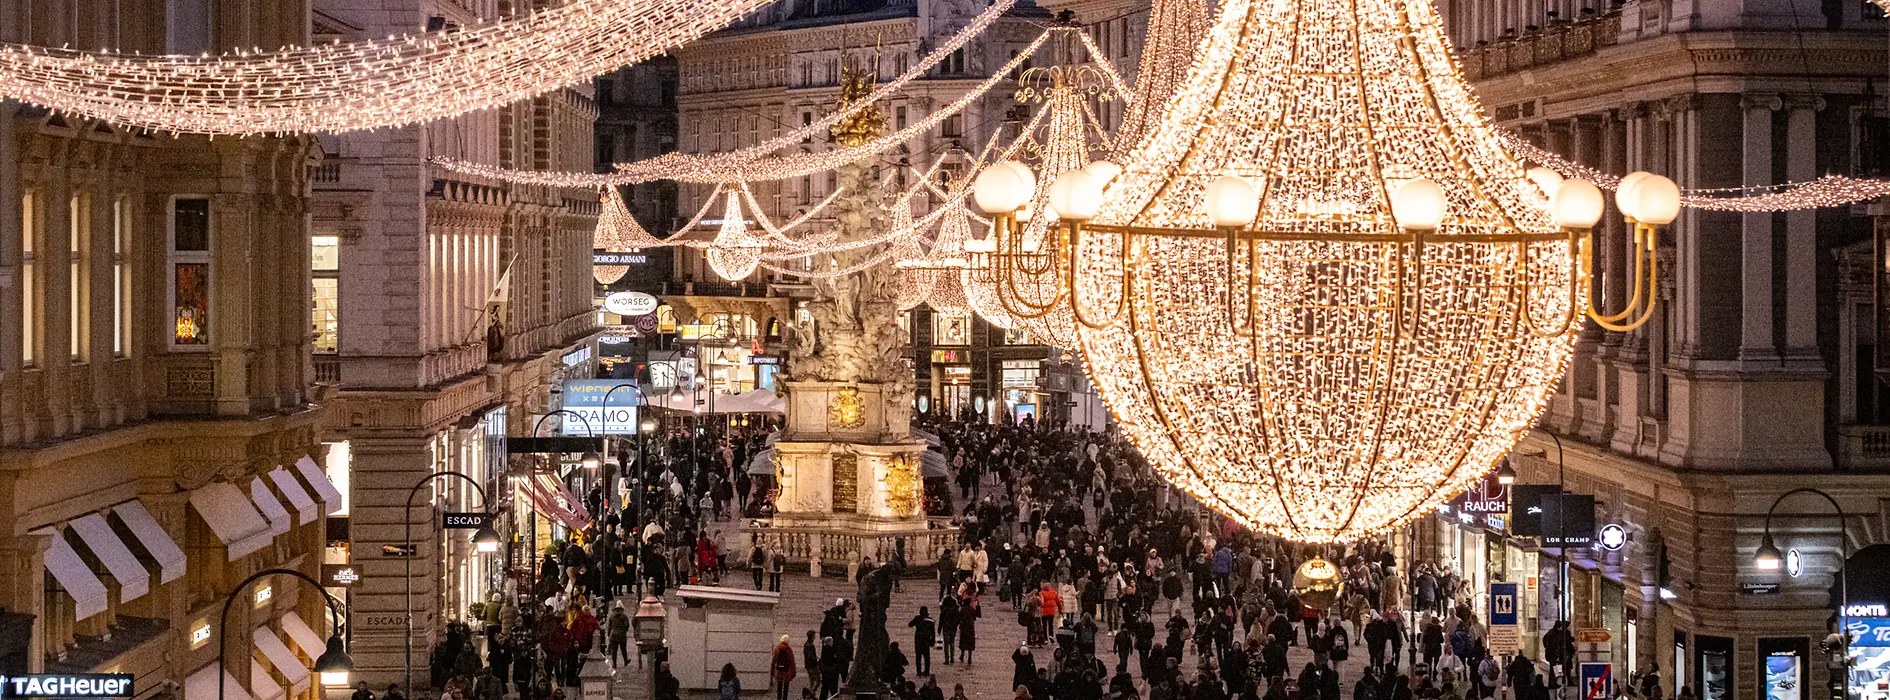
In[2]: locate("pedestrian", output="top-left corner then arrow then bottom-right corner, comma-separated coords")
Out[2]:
751,543 -> 768,590
959,595 -> 980,665
769,547 -> 787,592
940,594 -> 961,665
802,631 -> 822,699
909,606 -> 937,676
383,684 -> 406,700
349,682 -> 374,700
608,603 -> 631,666
719,663 -> 744,700
771,635 -> 797,700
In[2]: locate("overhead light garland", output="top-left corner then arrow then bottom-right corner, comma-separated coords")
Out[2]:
971,0 -> 1689,542
1112,0 -> 1209,153
0,0 -> 773,134
1501,132 -> 1890,212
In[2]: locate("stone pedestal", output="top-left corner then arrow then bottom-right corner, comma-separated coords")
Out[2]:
747,382 -> 956,567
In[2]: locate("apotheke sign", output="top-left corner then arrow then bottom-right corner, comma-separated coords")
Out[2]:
2,674 -> 135,698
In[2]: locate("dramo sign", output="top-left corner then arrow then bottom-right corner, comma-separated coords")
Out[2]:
603,292 -> 659,317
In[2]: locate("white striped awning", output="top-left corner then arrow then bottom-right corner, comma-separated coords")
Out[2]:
68,513 -> 149,602
252,625 -> 312,693
249,477 -> 292,535
268,467 -> 319,526
32,527 -> 107,620
294,456 -> 344,514
113,499 -> 186,583
184,664 -> 254,700
279,611 -> 328,660
249,659 -> 285,700
189,483 -> 273,560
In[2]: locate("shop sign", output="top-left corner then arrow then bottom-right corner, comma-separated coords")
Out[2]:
382,543 -> 418,558
748,355 -> 784,366
1541,493 -> 1596,546
560,380 -> 643,435
1846,604 -> 1890,617
2,674 -> 135,698
1741,581 -> 1781,596
1784,549 -> 1802,577
930,350 -> 966,363
1579,663 -> 1612,700
1454,473 -> 1509,514
561,346 -> 592,367
594,253 -> 648,265
443,512 -> 491,529
189,622 -> 212,647
603,291 -> 659,317
1847,618 -> 1890,646
1508,484 -> 1558,537
253,585 -> 272,605
1597,523 -> 1628,551
360,614 -> 411,629
321,564 -> 361,587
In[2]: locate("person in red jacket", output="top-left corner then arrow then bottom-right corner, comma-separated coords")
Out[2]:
696,535 -> 721,584
770,635 -> 798,700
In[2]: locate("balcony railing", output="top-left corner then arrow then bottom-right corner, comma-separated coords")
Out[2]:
1838,424 -> 1890,469
1457,12 -> 1621,81
313,356 -> 341,384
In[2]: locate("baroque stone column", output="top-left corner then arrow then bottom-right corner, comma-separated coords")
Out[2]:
1738,92 -> 1781,363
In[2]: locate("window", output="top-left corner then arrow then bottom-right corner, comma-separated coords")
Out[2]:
312,235 -> 340,354
942,115 -> 962,138
932,312 -> 972,346
166,0 -> 213,55
169,198 -> 211,348
112,197 -> 128,357
69,192 -> 90,363
895,106 -> 907,131
20,191 -> 38,367
1004,327 -> 1032,345
801,111 -> 814,143
943,48 -> 966,75
596,134 -> 616,168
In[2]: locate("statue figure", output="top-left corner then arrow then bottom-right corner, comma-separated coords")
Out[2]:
844,560 -> 896,696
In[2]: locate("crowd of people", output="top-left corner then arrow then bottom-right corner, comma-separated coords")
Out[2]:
413,408 -> 1686,700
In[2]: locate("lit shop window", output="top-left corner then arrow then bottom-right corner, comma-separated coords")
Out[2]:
312,235 -> 340,354
169,198 -> 211,348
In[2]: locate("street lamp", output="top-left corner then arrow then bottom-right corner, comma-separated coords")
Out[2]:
1754,488 -> 1849,681
402,471 -> 495,692
1495,460 -> 1517,486
219,568 -> 352,700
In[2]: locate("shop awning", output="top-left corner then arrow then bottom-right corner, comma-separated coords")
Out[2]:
252,625 -> 312,693
189,483 -> 274,560
293,456 -> 345,514
524,474 -> 592,532
113,499 -> 186,583
267,467 -> 320,526
32,527 -> 107,620
249,659 -> 285,700
921,450 -> 949,479
67,513 -> 149,602
249,477 -> 292,535
746,448 -> 775,475
279,611 -> 328,660
184,664 -> 254,700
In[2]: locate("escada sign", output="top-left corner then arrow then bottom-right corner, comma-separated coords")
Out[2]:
2,674 -> 135,698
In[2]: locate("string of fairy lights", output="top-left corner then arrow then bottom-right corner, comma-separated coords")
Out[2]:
1501,132 -> 1890,212
0,0 -> 776,135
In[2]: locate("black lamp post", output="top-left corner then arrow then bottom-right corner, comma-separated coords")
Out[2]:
402,471 -> 497,691
1755,488 -> 1850,698
219,568 -> 352,700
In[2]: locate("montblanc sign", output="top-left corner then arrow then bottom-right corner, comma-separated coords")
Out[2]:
3,674 -> 135,698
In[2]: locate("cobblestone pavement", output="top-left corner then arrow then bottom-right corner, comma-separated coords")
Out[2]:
607,572 -> 1426,700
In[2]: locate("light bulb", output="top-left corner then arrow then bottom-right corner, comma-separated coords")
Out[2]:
1615,171 -> 1652,219
1003,161 -> 1038,205
1549,179 -> 1605,229
1084,161 -> 1123,186
1525,167 -> 1564,199
1203,175 -> 1259,228
1390,178 -> 1447,231
972,163 -> 1026,215
1627,174 -> 1681,225
1049,170 -> 1102,221
1015,202 -> 1035,223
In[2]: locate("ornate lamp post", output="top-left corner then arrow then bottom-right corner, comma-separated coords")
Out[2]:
1755,488 -> 1850,699
402,471 -> 498,691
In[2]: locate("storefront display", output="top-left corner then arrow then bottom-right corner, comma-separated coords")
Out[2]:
1761,638 -> 1808,700
1848,617 -> 1890,700
1697,635 -> 1734,700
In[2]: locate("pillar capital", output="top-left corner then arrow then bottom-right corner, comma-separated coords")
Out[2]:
1740,92 -> 1783,112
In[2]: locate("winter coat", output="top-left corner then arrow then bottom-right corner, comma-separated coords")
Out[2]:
772,642 -> 798,684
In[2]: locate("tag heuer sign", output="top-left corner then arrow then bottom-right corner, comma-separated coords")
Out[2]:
443,512 -> 492,529
3,674 -> 135,698
603,291 -> 659,317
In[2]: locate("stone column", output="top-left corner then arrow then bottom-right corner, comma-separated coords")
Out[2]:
1783,94 -> 1824,358
1738,93 -> 1781,363
344,433 -> 444,689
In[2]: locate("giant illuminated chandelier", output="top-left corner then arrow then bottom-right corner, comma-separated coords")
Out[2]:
973,0 -> 1683,542
960,64 -> 1115,347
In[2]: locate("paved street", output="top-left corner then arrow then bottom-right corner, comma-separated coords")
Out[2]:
607,570 -> 1429,700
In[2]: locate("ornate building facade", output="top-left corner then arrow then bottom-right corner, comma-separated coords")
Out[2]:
0,1 -> 345,697
307,0 -> 601,687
